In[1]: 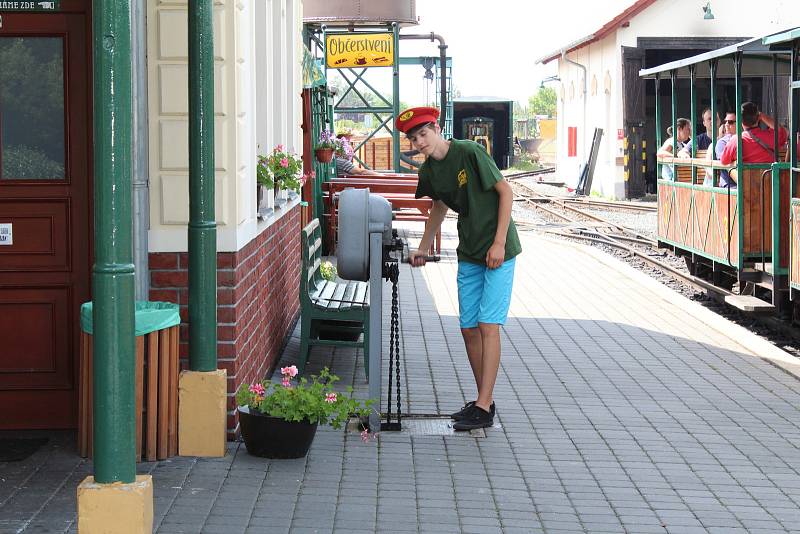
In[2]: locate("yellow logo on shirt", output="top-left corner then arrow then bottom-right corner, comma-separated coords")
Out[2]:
457,169 -> 467,186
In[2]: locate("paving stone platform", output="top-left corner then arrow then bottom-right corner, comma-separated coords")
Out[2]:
4,222 -> 800,533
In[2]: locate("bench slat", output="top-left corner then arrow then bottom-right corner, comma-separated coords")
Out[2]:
314,281 -> 338,308
353,281 -> 368,306
308,257 -> 321,282
328,283 -> 348,310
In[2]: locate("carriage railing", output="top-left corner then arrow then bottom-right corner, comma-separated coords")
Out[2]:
655,156 -> 792,272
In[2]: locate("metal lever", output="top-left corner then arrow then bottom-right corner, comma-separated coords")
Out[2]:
402,255 -> 440,264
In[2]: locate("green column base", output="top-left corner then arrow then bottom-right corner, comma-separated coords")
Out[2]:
178,369 -> 227,457
77,475 -> 153,533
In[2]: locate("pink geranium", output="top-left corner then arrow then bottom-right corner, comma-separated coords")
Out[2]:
281,377 -> 292,388
280,157 -> 288,168
281,365 -> 298,378
248,383 -> 266,396
325,393 -> 337,403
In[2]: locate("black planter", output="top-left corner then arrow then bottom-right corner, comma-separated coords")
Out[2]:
238,406 -> 318,458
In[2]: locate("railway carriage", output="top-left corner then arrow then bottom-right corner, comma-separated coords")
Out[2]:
640,28 -> 799,316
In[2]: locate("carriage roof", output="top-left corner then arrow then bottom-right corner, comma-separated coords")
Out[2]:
639,27 -> 799,79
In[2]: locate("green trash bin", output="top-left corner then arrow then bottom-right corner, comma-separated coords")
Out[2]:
78,300 -> 181,461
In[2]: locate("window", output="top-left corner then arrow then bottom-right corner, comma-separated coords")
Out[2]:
0,37 -> 65,180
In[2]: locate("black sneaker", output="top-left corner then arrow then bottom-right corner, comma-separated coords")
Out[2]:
452,405 -> 493,431
450,401 -> 476,420
451,401 -> 495,421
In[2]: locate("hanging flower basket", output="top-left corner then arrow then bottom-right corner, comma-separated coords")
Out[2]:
315,147 -> 334,163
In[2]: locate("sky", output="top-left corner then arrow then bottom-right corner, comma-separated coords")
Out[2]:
396,0 -> 637,107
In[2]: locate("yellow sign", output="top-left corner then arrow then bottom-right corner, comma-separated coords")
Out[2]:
326,33 -> 394,69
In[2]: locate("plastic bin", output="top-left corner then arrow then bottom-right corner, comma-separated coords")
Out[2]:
78,301 -> 181,461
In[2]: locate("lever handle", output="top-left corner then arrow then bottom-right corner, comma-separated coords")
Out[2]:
402,255 -> 440,264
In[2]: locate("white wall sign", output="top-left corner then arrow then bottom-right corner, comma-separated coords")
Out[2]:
0,223 -> 12,245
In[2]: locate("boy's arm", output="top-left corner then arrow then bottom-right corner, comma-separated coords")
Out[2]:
486,179 -> 512,269
409,200 -> 449,266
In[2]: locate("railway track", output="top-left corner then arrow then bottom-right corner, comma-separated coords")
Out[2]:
512,180 -> 800,356
510,180 -> 734,300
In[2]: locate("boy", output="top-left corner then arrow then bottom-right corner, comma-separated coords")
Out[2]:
397,107 -> 521,431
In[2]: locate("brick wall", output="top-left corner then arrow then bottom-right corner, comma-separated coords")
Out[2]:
149,207 -> 301,437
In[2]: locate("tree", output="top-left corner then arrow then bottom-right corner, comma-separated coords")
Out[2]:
529,87 -> 557,118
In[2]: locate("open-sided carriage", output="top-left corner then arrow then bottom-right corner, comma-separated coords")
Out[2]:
640,28 -> 798,316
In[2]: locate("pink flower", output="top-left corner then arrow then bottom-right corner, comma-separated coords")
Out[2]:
325,393 -> 337,403
360,429 -> 371,443
281,378 -> 292,388
276,144 -> 284,152
281,365 -> 298,377
248,383 -> 266,396
280,157 -> 288,168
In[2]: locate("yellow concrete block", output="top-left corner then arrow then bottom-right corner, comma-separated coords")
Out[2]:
178,369 -> 227,457
77,475 -> 153,534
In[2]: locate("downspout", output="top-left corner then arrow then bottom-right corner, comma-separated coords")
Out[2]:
562,49 -> 588,160
399,32 -> 448,128
131,0 -> 149,300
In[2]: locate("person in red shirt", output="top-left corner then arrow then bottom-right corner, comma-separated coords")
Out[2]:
720,102 -> 788,165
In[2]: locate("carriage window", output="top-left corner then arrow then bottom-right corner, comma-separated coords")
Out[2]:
0,37 -> 65,180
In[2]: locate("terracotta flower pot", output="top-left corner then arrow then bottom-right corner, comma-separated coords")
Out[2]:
238,406 -> 318,458
315,147 -> 334,163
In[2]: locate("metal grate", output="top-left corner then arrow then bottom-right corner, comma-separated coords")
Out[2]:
348,415 -> 489,437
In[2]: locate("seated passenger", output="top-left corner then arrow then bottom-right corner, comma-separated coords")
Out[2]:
720,102 -> 788,165
713,111 -> 738,188
335,131 -> 380,177
656,118 -> 691,180
678,108 -> 718,158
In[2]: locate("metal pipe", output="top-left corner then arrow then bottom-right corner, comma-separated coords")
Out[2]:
392,23 -> 401,172
92,0 -> 136,484
399,32 -> 448,129
188,0 -> 217,371
131,0 -> 149,301
561,50 -> 588,159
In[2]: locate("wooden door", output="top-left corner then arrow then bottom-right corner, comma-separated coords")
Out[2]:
0,11 -> 90,429
622,46 -> 647,198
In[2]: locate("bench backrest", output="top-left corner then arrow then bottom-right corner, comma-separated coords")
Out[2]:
301,219 -> 323,302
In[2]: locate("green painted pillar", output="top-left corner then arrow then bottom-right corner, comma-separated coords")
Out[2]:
188,0 -> 217,372
655,74 -> 661,181
92,0 -> 136,484
392,23 -> 401,172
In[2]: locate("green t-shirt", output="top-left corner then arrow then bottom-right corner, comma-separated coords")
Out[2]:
415,139 -> 522,264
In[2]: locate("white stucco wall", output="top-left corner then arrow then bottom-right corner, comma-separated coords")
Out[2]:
147,0 -> 304,253
552,0 -> 800,199
556,35 -> 623,198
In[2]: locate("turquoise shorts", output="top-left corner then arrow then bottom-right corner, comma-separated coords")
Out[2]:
456,258 -> 516,329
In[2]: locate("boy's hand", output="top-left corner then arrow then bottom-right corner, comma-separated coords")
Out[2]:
486,242 -> 505,269
408,249 -> 427,267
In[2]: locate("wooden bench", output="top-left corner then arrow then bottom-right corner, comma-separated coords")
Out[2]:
322,178 -> 442,255
299,218 -> 370,377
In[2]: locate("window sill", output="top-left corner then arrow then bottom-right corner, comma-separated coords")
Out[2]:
256,191 -> 300,229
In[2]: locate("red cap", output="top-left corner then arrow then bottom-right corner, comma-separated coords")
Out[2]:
395,106 -> 440,134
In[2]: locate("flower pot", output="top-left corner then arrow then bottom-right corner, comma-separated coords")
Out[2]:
276,188 -> 288,202
315,147 -> 334,163
257,185 -> 274,214
238,406 -> 318,458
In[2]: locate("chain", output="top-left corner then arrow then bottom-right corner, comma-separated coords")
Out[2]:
383,262 -> 401,430
392,265 -> 401,423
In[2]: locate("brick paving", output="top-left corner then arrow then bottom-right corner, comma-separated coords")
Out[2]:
4,222 -> 800,533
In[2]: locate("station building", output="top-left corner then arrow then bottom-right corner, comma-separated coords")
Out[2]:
0,0 -> 305,436
537,0 -> 800,199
